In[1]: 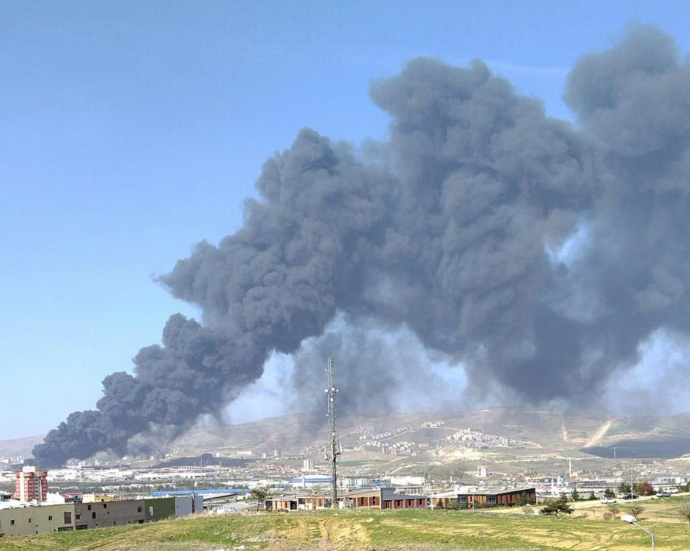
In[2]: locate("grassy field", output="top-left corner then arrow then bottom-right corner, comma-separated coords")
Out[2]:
2,498 -> 690,551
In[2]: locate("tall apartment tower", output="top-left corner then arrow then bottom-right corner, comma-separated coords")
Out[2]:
14,466 -> 48,503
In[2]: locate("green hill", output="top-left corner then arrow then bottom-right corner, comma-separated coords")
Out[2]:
2,503 -> 690,551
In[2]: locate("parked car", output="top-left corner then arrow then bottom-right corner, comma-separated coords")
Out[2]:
620,493 -> 638,500
600,498 -> 617,504
656,491 -> 671,498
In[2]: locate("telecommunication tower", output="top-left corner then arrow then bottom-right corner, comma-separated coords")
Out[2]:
325,354 -> 340,508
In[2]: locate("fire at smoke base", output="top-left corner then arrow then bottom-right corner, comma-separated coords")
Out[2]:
34,25 -> 690,467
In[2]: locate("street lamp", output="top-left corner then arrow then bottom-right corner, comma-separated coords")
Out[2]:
621,514 -> 654,550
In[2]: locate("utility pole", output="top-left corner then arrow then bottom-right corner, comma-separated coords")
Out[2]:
326,355 -> 340,509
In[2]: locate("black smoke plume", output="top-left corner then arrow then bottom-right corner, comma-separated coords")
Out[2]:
34,25 -> 690,467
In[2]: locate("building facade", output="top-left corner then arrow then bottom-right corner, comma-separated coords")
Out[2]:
14,466 -> 48,503
343,488 -> 428,510
457,488 -> 536,509
144,497 -> 175,522
0,496 -> 197,538
0,504 -> 74,537
74,499 -> 146,529
174,494 -> 204,517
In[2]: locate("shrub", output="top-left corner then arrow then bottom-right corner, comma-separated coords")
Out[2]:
678,504 -> 690,523
540,496 -> 573,517
629,505 -> 644,518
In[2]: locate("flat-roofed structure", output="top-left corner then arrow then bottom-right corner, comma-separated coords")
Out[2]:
0,503 -> 74,537
74,499 -> 145,529
266,493 -> 331,511
457,488 -> 536,509
343,488 -> 428,510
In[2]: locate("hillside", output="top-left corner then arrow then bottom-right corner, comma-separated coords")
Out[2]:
7,407 -> 690,464
168,407 -> 690,459
0,435 -> 42,459
170,408 -> 598,455
3,498 -> 690,551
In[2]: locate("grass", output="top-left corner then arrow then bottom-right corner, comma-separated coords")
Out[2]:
2,501 -> 690,550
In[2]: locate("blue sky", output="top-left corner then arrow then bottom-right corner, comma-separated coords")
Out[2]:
2,1 -> 690,440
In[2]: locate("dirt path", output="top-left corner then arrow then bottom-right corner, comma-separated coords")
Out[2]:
585,419 -> 612,447
561,421 -> 569,442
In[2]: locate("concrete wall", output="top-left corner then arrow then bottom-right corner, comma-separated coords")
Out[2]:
0,504 -> 75,537
193,494 -> 203,514
144,497 -> 175,522
74,499 -> 145,529
174,496 -> 193,517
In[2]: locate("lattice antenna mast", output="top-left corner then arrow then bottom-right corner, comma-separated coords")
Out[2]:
325,354 -> 340,508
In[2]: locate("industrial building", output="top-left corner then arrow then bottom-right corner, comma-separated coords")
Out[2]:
456,488 -> 536,509
0,495 -> 198,538
74,499 -> 147,529
0,503 -> 74,537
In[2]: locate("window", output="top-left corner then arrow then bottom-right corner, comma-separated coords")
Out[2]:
87,504 -> 92,511
92,512 -> 96,519
28,518 -> 31,523
10,520 -> 15,526
137,506 -> 142,513
64,512 -> 72,524
48,516 -> 53,521
76,514 -> 81,520
103,504 -> 107,509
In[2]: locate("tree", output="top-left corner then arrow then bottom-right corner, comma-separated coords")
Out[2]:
516,492 -> 529,506
604,488 -> 616,498
250,487 -> 268,511
618,482 -> 631,494
588,491 -> 597,501
607,504 -> 620,517
629,505 -> 645,518
541,496 -> 573,517
635,481 -> 655,496
571,488 -> 580,502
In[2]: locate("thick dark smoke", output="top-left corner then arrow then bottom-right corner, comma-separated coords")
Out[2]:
288,317 -> 462,427
34,25 -> 690,466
